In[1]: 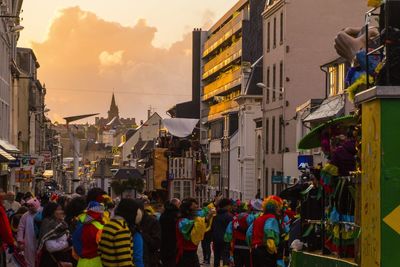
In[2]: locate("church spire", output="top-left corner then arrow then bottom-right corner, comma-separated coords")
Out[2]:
108,92 -> 119,120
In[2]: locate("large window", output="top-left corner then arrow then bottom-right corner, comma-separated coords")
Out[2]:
210,120 -> 223,139
279,61 -> 283,99
267,22 -> 271,52
266,67 -> 270,103
328,63 -> 346,96
279,115 -> 283,153
266,118 -> 269,154
280,12 -> 284,44
272,116 -> 276,154
272,64 -> 276,101
173,180 -> 193,200
273,17 -> 277,48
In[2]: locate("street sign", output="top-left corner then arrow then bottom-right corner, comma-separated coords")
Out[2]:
272,175 -> 283,184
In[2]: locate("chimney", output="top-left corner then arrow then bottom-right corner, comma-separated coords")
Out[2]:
148,109 -> 151,119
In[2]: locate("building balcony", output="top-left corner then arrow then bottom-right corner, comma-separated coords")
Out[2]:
203,38 -> 242,74
202,46 -> 242,80
207,100 -> 239,121
202,67 -> 242,101
169,157 -> 194,179
203,13 -> 243,58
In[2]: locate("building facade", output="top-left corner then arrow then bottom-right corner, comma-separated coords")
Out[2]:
200,0 -> 265,198
261,0 -> 367,196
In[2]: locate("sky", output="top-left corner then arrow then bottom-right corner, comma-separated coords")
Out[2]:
19,0 -> 238,123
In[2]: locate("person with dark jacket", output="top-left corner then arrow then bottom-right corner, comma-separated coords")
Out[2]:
159,199 -> 180,267
139,201 -> 162,267
212,198 -> 233,267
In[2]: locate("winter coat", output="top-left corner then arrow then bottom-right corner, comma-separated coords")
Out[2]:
159,204 -> 179,266
140,212 -> 161,267
212,209 -> 233,244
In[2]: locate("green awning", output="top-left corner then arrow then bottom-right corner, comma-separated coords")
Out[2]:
298,115 -> 357,150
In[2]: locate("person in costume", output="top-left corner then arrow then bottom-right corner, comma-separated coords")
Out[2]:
176,198 -> 209,267
72,201 -> 105,267
17,197 -> 41,267
201,199 -> 217,265
0,193 -> 15,267
224,202 -> 252,267
99,198 -> 144,267
248,196 -> 283,267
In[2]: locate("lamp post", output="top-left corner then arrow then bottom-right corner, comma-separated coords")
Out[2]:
63,113 -> 99,194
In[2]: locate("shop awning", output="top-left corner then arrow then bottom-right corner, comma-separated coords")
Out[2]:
0,147 -> 16,161
162,118 -> 199,138
303,95 -> 345,122
0,139 -> 19,153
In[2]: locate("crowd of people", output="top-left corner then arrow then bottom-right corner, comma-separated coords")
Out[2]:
0,188 -> 297,267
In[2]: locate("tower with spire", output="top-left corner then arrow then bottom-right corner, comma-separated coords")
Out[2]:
108,93 -> 120,120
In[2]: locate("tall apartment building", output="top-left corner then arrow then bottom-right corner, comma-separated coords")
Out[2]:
261,0 -> 366,196
200,0 -> 265,197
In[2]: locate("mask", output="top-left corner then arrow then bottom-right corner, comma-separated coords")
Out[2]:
135,209 -> 143,224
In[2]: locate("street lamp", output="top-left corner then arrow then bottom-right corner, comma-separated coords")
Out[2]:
63,113 -> 99,194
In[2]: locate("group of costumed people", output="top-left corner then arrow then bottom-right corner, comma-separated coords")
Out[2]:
0,185 -> 299,267
0,187 -> 162,267
175,195 -> 296,267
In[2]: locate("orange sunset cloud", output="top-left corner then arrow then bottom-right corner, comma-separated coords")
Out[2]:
32,7 -> 193,122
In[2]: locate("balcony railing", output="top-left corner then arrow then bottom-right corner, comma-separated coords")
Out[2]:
203,38 -> 242,74
202,47 -> 242,80
169,157 -> 194,179
202,68 -> 242,101
207,100 -> 239,121
203,13 -> 243,58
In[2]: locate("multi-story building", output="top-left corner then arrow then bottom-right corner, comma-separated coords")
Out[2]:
200,0 -> 266,198
261,0 -> 366,196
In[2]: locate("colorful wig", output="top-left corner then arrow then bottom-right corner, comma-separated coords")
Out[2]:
262,195 -> 283,214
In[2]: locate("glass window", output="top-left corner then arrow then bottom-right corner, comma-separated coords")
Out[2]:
273,17 -> 277,48
338,63 -> 345,93
183,181 -> 192,199
267,22 -> 270,52
280,12 -> 284,44
273,64 -> 276,101
279,115 -> 283,153
173,181 -> 181,199
328,66 -> 337,96
266,118 -> 269,154
272,116 -> 275,154
279,61 -> 283,99
266,67 -> 270,103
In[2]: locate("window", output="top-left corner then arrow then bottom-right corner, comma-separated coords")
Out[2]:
267,22 -> 270,52
266,67 -> 270,103
279,115 -> 283,153
328,63 -> 346,96
272,116 -> 276,154
210,120 -> 223,139
280,12 -> 284,44
273,17 -> 277,48
173,180 -> 193,200
279,61 -> 283,99
272,64 -> 276,101
265,168 -> 269,196
265,118 -> 269,154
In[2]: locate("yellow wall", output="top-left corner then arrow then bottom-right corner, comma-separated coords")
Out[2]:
361,100 -> 381,267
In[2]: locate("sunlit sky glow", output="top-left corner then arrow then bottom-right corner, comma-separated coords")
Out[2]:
19,0 -> 238,123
